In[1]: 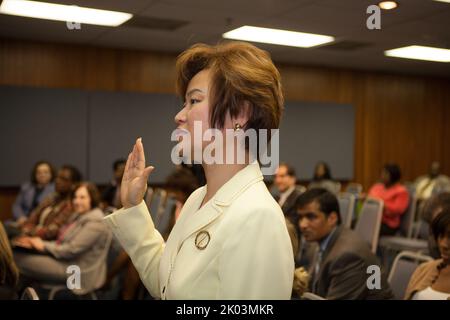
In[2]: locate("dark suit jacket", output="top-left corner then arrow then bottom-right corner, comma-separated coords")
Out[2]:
312,226 -> 394,300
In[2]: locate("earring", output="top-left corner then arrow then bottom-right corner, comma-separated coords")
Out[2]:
234,123 -> 242,132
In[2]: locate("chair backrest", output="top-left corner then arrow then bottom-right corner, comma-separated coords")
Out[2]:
399,188 -> 417,238
155,196 -> 177,235
388,251 -> 433,299
355,198 -> 383,253
346,183 -> 363,196
20,287 -> 39,300
337,192 -> 355,228
302,292 -> 326,300
147,188 -> 167,222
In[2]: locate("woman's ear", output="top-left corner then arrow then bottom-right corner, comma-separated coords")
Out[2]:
232,100 -> 252,129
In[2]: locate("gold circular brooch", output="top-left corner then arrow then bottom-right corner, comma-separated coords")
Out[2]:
195,230 -> 211,250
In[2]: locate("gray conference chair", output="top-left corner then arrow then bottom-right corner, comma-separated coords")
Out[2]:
146,188 -> 167,223
378,189 -> 428,271
354,198 -> 383,253
301,292 -> 326,300
388,251 -> 433,300
337,192 -> 356,228
20,287 -> 39,300
155,195 -> 177,235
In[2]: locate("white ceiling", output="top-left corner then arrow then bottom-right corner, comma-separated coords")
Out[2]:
0,0 -> 449,78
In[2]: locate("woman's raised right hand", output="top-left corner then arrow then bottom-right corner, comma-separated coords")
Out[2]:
121,138 -> 155,209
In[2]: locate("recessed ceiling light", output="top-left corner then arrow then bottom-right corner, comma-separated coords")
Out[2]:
223,26 -> 334,48
384,45 -> 450,63
0,0 -> 132,27
433,0 -> 450,3
378,1 -> 398,10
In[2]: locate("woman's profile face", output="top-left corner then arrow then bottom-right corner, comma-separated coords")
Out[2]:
175,69 -> 212,162
72,186 -> 92,214
35,163 -> 52,186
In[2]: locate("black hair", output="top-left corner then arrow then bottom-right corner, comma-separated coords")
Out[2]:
383,163 -> 401,185
295,188 -> 341,225
431,205 -> 450,242
165,168 -> 199,203
30,161 -> 55,185
279,162 -> 296,178
113,159 -> 127,171
422,192 -> 450,223
60,165 -> 82,184
313,161 -> 332,181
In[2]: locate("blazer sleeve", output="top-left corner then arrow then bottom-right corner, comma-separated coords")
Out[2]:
43,219 -> 106,259
217,207 -> 294,299
103,201 -> 165,299
325,253 -> 368,300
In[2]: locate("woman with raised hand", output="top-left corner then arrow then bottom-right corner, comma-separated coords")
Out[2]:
104,41 -> 294,300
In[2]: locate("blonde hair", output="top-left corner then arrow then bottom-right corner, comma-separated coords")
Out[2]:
176,41 -> 284,147
0,222 -> 19,287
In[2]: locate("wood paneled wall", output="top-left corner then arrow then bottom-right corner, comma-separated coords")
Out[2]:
1,38 -> 449,219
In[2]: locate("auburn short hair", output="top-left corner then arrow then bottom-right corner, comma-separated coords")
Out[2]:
175,41 -> 284,145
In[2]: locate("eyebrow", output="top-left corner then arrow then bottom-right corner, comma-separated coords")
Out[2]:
185,88 -> 205,99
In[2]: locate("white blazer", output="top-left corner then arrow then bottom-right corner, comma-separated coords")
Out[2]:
104,162 -> 294,299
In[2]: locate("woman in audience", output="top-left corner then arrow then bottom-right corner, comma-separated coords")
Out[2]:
308,161 -> 340,194
0,222 -> 19,299
12,161 -> 55,224
368,163 -> 409,236
405,206 -> 450,300
13,182 -> 110,292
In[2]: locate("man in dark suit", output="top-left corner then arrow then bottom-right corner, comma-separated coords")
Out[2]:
296,188 -> 393,300
274,163 -> 303,223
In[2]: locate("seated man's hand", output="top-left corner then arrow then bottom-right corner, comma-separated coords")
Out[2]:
293,267 -> 310,298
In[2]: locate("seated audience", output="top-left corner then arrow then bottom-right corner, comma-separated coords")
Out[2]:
414,162 -> 450,221
273,163 -> 304,222
368,164 -> 409,236
415,161 -> 450,204
420,192 -> 450,259
405,206 -> 450,300
308,161 -> 340,194
13,182 -> 110,293
296,188 -> 393,299
12,161 -> 55,223
102,159 -> 126,210
20,165 -> 81,240
0,222 -> 19,299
